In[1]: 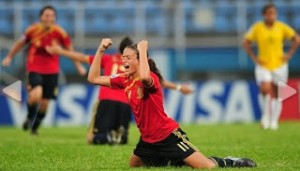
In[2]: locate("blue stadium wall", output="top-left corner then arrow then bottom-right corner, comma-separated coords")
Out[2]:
0,81 -> 261,126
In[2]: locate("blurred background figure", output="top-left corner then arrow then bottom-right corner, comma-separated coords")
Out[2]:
1,5 -> 85,134
47,37 -> 134,144
243,3 -> 299,130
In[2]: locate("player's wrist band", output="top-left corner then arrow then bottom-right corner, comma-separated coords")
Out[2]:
97,49 -> 105,53
176,84 -> 182,91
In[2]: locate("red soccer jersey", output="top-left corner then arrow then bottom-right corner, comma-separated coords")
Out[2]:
89,54 -> 128,104
110,72 -> 179,143
24,23 -> 72,74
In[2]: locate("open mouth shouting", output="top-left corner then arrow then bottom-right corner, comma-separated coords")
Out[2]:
124,64 -> 130,70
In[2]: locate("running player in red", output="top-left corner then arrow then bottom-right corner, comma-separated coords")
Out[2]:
1,5 -> 86,135
87,38 -> 257,168
46,37 -> 193,145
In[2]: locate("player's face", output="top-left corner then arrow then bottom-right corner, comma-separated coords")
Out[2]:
40,9 -> 56,28
263,7 -> 277,23
122,48 -> 139,77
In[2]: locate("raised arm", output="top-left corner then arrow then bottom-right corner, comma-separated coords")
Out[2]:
2,38 -> 26,67
162,80 -> 193,95
138,40 -> 152,86
87,38 -> 112,87
46,44 -> 90,63
65,44 -> 87,76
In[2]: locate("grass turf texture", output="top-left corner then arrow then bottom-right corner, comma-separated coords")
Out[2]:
1,122 -> 300,171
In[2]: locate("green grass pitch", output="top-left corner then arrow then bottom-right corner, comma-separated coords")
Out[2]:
1,122 -> 300,171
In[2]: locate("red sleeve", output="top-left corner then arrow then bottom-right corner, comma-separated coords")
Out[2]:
144,72 -> 160,90
88,55 -> 109,68
59,32 -> 71,48
61,36 -> 72,48
110,74 -> 126,89
88,55 -> 94,65
24,32 -> 31,43
24,24 -> 37,43
54,25 -> 72,48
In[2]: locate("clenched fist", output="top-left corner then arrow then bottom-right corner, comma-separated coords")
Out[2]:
137,40 -> 148,52
99,38 -> 113,52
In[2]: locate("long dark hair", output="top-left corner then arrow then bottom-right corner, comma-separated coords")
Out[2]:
126,44 -> 164,85
119,37 -> 133,54
39,5 -> 57,17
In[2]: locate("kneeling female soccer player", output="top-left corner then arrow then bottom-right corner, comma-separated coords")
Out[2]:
88,38 -> 257,169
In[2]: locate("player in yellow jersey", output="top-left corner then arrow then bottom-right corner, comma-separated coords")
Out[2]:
243,3 -> 299,130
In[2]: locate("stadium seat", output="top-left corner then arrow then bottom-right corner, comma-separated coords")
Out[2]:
246,6 -> 261,28
22,9 -> 39,31
84,9 -> 110,35
119,0 -> 135,8
0,1 -> 12,7
214,15 -> 230,32
0,9 -> 14,36
182,0 -> 193,9
292,14 -> 300,30
214,0 -> 237,32
57,9 -> 75,35
276,5 -> 289,24
85,0 -> 114,8
55,0 -> 76,8
111,14 -> 126,33
185,7 -> 215,33
145,8 -> 166,34
111,9 -> 134,33
289,2 -> 300,30
143,0 -> 159,8
185,9 -> 197,33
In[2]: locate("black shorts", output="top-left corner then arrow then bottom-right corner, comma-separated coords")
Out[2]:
27,72 -> 58,99
133,128 -> 198,167
91,100 -> 131,134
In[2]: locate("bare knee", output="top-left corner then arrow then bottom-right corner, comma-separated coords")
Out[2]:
129,154 -> 143,167
260,82 -> 272,95
28,86 -> 43,104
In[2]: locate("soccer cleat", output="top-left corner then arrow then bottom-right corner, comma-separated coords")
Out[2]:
261,113 -> 270,129
31,130 -> 38,136
22,119 -> 31,131
270,122 -> 278,130
107,130 -> 117,145
224,156 -> 257,168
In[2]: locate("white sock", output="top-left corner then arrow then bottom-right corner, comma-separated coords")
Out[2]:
260,94 -> 271,129
270,98 -> 282,129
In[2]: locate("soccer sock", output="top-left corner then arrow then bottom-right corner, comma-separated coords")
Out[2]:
31,111 -> 46,133
209,157 -> 233,167
260,94 -> 271,129
120,129 -> 128,144
93,133 -> 109,144
27,103 -> 38,120
271,98 -> 282,128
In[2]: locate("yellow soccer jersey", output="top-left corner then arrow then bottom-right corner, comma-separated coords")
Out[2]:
245,21 -> 296,70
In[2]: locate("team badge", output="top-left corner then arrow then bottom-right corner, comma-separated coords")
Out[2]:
110,74 -> 120,79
